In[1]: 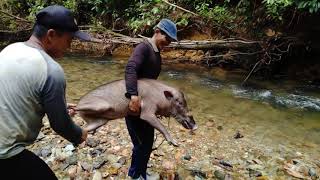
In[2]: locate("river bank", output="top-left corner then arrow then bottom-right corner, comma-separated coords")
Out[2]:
27,115 -> 320,180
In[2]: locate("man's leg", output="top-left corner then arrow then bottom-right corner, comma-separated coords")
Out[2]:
126,115 -> 155,179
0,149 -> 58,180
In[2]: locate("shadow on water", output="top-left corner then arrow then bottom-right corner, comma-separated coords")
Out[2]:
61,56 -> 320,156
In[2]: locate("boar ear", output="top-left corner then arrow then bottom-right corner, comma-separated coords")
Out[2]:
164,91 -> 174,100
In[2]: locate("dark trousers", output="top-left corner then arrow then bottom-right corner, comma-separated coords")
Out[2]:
0,149 -> 57,180
126,115 -> 154,179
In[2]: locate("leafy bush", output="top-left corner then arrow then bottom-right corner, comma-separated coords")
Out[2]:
125,1 -> 171,35
296,0 -> 320,13
263,0 -> 294,21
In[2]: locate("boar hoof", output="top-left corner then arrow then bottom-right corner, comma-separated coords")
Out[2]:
169,139 -> 179,147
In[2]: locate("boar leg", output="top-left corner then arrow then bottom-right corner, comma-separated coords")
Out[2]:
140,113 -> 178,147
84,118 -> 107,132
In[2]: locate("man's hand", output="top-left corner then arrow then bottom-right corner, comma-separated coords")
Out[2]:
128,95 -> 141,113
67,103 -> 77,117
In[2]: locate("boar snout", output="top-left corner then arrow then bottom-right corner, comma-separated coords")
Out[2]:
181,115 -> 197,130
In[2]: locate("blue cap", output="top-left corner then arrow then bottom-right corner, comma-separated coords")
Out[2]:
156,19 -> 178,41
36,5 -> 91,41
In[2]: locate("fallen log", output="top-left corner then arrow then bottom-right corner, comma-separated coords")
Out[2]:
168,39 -> 261,51
0,29 -> 32,42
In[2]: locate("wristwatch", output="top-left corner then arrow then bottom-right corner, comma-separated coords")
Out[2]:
125,92 -> 132,99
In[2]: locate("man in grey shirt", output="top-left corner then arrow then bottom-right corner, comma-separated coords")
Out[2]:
0,5 -> 91,180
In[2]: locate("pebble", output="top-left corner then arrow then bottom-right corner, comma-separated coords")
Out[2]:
93,159 -> 106,169
308,168 -> 317,177
80,161 -> 92,171
214,170 -> 225,180
64,144 -> 76,152
86,137 -> 99,148
183,154 -> 192,161
92,170 -> 102,180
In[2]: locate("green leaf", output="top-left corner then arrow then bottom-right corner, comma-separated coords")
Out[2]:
151,7 -> 159,14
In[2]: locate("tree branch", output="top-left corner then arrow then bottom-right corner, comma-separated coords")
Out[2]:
162,0 -> 199,16
0,10 -> 32,23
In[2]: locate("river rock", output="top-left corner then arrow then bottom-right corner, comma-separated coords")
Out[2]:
66,154 -> 78,166
93,159 -> 106,169
105,154 -> 120,163
117,156 -> 126,165
39,145 -> 52,158
67,165 -> 78,179
248,168 -> 262,177
86,137 -> 99,148
64,144 -> 76,152
188,168 -> 207,179
36,132 -> 45,141
234,131 -> 244,139
89,148 -> 103,158
80,161 -> 92,172
214,170 -> 225,180
147,171 -> 160,180
92,170 -> 102,180
308,168 -> 317,178
183,154 -> 192,161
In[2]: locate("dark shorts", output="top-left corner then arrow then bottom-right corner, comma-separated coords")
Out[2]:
0,149 -> 57,180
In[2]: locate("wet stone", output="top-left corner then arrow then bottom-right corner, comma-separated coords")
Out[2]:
64,144 -> 75,152
80,161 -> 92,171
219,160 -> 233,169
111,162 -> 122,170
183,154 -> 192,161
117,156 -> 126,165
89,148 -> 103,158
214,170 -> 225,180
60,162 -> 70,171
234,131 -> 244,139
225,174 -> 233,180
248,168 -> 262,177
36,132 -> 45,141
93,159 -> 106,169
189,168 -> 207,179
92,170 -> 102,180
147,171 -> 160,180
105,154 -> 120,163
86,137 -> 100,148
67,166 -> 77,179
308,168 -> 317,177
292,159 -> 300,165
39,146 -> 52,158
66,154 -> 78,166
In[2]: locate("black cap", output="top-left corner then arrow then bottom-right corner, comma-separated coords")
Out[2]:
36,5 -> 91,41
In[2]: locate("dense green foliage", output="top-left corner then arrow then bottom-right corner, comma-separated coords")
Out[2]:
0,0 -> 319,35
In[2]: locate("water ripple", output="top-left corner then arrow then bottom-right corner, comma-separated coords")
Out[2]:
199,78 -> 223,89
167,71 -> 185,79
231,85 -> 320,111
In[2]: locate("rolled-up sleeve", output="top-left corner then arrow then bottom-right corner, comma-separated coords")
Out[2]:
41,70 -> 83,145
125,43 -> 147,96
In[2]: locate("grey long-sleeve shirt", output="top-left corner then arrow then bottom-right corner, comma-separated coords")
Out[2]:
125,38 -> 162,96
0,42 -> 82,159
